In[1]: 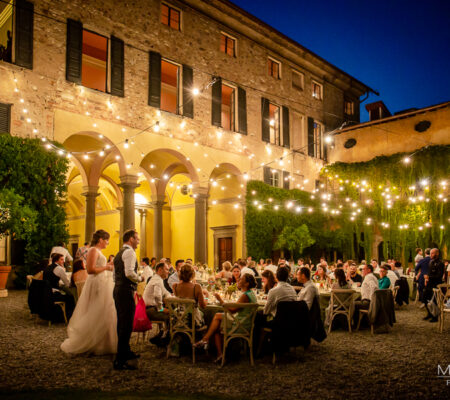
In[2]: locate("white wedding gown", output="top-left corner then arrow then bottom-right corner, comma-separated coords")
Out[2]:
61,249 -> 118,355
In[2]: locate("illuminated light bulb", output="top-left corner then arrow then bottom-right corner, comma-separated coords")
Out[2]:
126,164 -> 131,169
237,194 -> 242,199
420,179 -> 428,186
115,155 -> 120,160
26,118 -> 31,123
67,153 -> 72,159
216,130 -> 222,138
163,174 -> 169,180
221,186 -> 225,191
124,139 -> 129,149
251,190 -> 256,195
321,194 -> 327,200
350,217 -> 355,221
180,120 -> 186,129
23,108 -> 28,113
403,156 -> 411,164
20,98 -> 24,103
228,141 -> 232,145
339,186 -> 344,191
192,88 -> 199,96
99,150 -> 105,157
33,129 -> 38,134
85,111 -> 90,116
440,180 -> 447,186
273,205 -> 279,211
308,208 -> 313,213
234,204 -> 239,209
324,135 -> 332,144
169,182 -> 174,187
440,225 -> 444,230
295,206 -> 301,213
387,204 -> 392,209
226,174 -> 231,178
137,172 -> 143,177
418,226 -> 423,231
418,196 -> 424,201
197,168 -> 201,172
243,173 -> 249,180
310,195 -> 315,199
438,194 -> 444,199
122,128 -> 126,132
425,222 -> 431,227
151,178 -> 155,183
212,200 -> 218,205
186,157 -> 190,161
320,183 -> 325,188
357,208 -> 361,213
268,198 -> 273,202
93,123 -> 97,128
141,152 -> 145,157
154,121 -> 160,132
149,164 -> 155,169
269,119 -> 275,126
194,142 -> 198,146
351,202 -> 357,208
203,153 -> 208,157
212,181 -> 218,187
303,179 -> 309,184
240,184 -> 244,188
14,88 -> 19,92
361,188 -> 366,192
45,143 -> 51,149
286,201 -> 293,209
83,153 -> 89,160
253,200 -> 258,206
188,184 -> 193,189
13,77 -> 17,82
257,204 -> 263,210
365,200 -> 371,204
83,101 -> 87,105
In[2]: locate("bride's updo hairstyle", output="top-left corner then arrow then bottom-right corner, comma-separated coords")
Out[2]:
91,229 -> 110,246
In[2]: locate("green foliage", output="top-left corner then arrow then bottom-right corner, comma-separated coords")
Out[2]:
0,189 -> 37,240
274,224 -> 315,258
0,135 -> 69,265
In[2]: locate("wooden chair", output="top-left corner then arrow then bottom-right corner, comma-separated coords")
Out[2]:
165,297 -> 197,363
136,281 -> 146,298
357,308 -> 373,335
434,284 -> 450,333
392,285 -> 400,306
328,289 -> 355,333
53,301 -> 68,325
75,280 -> 86,298
221,303 -> 259,367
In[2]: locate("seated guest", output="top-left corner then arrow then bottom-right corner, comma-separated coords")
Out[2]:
353,264 -> 379,325
172,263 -> 207,328
216,261 -> 233,280
167,259 -> 184,290
290,269 -> 303,291
386,263 -> 399,287
228,265 -> 241,285
141,257 -> 153,283
347,263 -> 363,286
378,265 -> 391,289
297,267 -> 319,309
194,273 -> 257,363
264,267 -> 297,318
332,268 -> 351,290
143,262 -> 171,327
264,258 -> 278,275
257,258 -> 266,273
70,259 -> 88,287
261,269 -> 276,295
248,260 -> 259,277
239,259 -> 255,277
371,259 -> 380,274
43,253 -> 75,319
394,261 -> 403,277
313,265 -> 328,282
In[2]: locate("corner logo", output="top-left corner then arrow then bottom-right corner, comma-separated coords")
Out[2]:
437,364 -> 450,385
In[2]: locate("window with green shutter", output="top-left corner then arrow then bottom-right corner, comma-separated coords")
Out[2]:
0,103 -> 11,134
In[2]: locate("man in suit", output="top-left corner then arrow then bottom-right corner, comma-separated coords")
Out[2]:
113,229 -> 143,370
415,248 -> 431,306
423,248 -> 445,322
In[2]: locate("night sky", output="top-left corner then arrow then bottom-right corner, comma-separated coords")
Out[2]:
231,0 -> 450,122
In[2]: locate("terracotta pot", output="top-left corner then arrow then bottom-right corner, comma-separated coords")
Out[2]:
0,265 -> 12,297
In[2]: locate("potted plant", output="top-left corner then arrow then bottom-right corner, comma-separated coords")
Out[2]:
0,189 -> 36,297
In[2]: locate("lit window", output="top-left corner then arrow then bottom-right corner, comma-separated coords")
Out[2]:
344,100 -> 354,115
220,33 -> 236,57
270,170 -> 280,187
313,122 -> 323,159
161,59 -> 180,114
222,84 -> 236,131
292,70 -> 304,90
268,58 -> 280,79
312,81 -> 322,100
161,3 -> 181,30
81,30 -> 108,92
0,1 -> 13,63
269,103 -> 280,145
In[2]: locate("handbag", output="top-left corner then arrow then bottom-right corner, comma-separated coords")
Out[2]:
133,295 -> 152,332
427,292 -> 439,318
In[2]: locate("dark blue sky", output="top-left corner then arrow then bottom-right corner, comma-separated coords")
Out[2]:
232,0 -> 450,122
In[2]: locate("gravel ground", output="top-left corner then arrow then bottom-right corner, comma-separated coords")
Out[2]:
0,290 -> 448,400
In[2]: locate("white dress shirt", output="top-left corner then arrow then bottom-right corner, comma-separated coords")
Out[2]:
143,274 -> 171,309
168,272 -> 180,289
122,245 -> 140,283
49,246 -> 73,263
142,265 -> 153,283
241,266 -> 255,276
264,282 -> 297,317
53,264 -> 70,288
361,273 -> 379,301
386,270 -> 398,288
264,264 -> 278,275
297,280 -> 319,309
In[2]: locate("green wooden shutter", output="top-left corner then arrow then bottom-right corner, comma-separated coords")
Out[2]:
261,97 -> 270,143
238,87 -> 247,135
307,117 -> 315,157
182,65 -> 194,118
282,106 -> 290,148
14,0 -> 34,69
283,171 -> 290,190
0,103 -> 11,134
110,36 -> 124,97
66,19 -> 83,84
211,77 -> 222,127
263,166 -> 271,185
148,51 -> 161,108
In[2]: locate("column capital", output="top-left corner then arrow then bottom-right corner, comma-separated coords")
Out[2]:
192,186 -> 209,200
119,175 -> 140,190
138,208 -> 148,216
81,186 -> 100,197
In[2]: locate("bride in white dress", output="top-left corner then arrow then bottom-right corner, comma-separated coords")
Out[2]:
61,229 -> 118,355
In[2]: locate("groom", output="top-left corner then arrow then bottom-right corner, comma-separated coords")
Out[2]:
113,229 -> 143,370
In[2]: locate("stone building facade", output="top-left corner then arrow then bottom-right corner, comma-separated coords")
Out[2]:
0,0 -> 372,266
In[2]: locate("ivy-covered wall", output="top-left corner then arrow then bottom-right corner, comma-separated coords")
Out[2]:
0,135 -> 69,265
245,145 -> 450,264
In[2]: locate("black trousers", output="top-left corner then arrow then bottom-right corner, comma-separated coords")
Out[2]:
113,286 -> 135,363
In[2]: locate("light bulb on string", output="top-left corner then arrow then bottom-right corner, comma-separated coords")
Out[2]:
124,139 -> 129,149
403,156 -> 411,164
154,121 -> 160,132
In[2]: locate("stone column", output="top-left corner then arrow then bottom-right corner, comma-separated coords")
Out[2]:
151,196 -> 166,261
241,200 -> 247,259
119,175 -> 140,232
138,209 -> 147,259
194,188 -> 208,264
116,206 -> 123,247
81,186 -> 99,244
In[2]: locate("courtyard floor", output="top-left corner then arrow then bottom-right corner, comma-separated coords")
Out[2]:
0,290 -> 448,400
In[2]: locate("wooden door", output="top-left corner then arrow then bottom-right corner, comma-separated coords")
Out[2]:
218,237 -> 233,267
